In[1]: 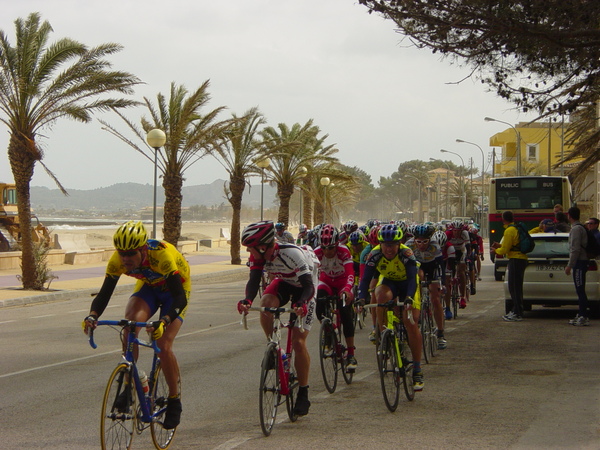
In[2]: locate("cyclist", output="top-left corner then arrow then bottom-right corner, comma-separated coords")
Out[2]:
347,230 -> 368,281
445,220 -> 470,309
406,224 -> 447,349
82,220 -> 189,429
339,220 -> 358,246
357,224 -> 424,390
314,225 -> 358,369
434,230 -> 456,320
361,225 -> 380,342
237,220 -> 318,416
470,224 -> 484,282
296,223 -> 309,245
275,222 -> 295,244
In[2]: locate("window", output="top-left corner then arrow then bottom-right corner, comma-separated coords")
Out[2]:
527,144 -> 539,162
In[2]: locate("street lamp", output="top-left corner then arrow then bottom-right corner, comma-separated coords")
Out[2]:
430,158 -> 451,219
256,157 -> 271,221
405,175 -> 422,222
456,139 -> 486,216
440,149 -> 466,216
484,117 -> 522,176
297,166 -> 308,226
320,177 -> 331,223
146,129 -> 166,239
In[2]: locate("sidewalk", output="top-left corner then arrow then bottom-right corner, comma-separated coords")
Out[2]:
0,247 -> 248,308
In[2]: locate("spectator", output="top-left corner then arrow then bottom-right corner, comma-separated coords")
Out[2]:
553,204 -> 563,213
530,218 -> 555,234
566,207 -> 590,326
555,212 -> 571,232
584,217 -> 600,247
491,211 -> 528,322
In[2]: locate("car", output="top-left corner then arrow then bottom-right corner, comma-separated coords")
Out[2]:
503,233 -> 600,314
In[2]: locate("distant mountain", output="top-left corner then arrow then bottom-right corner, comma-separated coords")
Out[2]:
30,179 -> 277,212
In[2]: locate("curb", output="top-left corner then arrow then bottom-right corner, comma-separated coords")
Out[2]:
0,267 -> 248,309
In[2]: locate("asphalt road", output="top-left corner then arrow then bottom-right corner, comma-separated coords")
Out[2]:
1,261 -> 599,449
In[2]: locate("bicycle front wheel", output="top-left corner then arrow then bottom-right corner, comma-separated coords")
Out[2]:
150,360 -> 179,449
452,283 -> 459,319
319,318 -> 338,393
101,363 -> 136,450
285,351 -> 299,422
378,329 -> 400,412
259,343 -> 280,436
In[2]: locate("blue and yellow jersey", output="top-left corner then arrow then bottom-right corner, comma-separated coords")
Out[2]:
106,239 -> 191,297
347,241 -> 368,264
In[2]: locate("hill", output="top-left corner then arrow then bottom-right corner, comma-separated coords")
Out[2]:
30,179 -> 277,212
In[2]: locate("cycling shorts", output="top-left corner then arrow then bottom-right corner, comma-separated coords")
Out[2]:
455,250 -> 467,264
133,284 -> 187,322
376,277 -> 421,310
318,273 -> 350,296
263,278 -> 316,331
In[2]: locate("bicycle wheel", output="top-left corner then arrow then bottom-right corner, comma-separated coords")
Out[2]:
101,363 -> 136,450
400,346 -> 415,402
378,329 -> 400,412
452,282 -> 459,319
150,360 -> 178,449
426,310 -> 438,359
339,326 -> 354,385
420,304 -> 432,364
319,318 -> 338,393
259,343 -> 280,436
285,351 -> 299,422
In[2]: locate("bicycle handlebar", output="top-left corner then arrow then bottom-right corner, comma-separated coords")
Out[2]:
241,306 -> 304,332
88,319 -> 161,353
363,298 -> 415,325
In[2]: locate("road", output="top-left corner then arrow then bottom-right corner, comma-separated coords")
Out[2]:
1,261 -> 599,449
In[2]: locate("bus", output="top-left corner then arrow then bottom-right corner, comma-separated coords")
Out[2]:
489,176 -> 572,281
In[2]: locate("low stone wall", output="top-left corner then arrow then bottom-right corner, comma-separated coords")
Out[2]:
199,238 -> 229,248
177,240 -> 198,254
0,249 -> 67,270
64,250 -> 105,265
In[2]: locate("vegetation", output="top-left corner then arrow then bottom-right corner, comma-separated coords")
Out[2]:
0,13 -> 140,289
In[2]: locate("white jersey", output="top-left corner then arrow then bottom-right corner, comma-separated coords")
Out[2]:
249,243 -> 319,288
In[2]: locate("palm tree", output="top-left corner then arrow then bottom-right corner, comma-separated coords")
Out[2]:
261,120 -> 339,225
207,107 -> 266,264
0,13 -> 140,289
101,81 -> 230,245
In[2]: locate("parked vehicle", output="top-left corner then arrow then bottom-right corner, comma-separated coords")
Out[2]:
503,233 -> 600,314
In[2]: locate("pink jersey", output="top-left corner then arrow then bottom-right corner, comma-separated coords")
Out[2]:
314,244 -> 354,292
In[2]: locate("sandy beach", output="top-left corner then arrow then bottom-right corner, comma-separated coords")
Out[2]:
50,221 -> 301,249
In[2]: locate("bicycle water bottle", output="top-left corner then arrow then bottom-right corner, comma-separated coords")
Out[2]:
139,370 -> 150,395
282,353 -> 289,371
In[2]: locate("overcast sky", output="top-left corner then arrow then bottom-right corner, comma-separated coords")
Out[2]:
0,0 -> 534,191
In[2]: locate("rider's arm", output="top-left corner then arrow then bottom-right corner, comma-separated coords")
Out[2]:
405,258 -> 418,299
163,272 -> 188,324
435,255 -> 445,284
89,274 -> 120,317
296,273 -> 315,306
244,267 -> 263,302
358,261 -> 377,300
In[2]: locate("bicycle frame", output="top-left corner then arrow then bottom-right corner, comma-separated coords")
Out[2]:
89,320 -> 163,424
366,299 -> 413,368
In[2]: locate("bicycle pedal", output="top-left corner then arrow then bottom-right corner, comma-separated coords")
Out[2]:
346,367 -> 356,373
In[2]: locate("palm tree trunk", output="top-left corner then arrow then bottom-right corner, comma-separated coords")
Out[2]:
302,176 -> 312,228
228,175 -> 245,265
162,172 -> 183,245
277,184 -> 295,225
8,133 -> 39,289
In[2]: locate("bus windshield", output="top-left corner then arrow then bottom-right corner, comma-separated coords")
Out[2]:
492,177 -> 565,211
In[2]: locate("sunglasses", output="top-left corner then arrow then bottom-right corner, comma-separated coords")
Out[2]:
117,249 -> 138,257
415,239 -> 430,245
323,245 -> 337,250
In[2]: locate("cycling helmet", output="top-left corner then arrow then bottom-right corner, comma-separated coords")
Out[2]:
449,219 -> 464,230
298,223 -> 308,234
413,224 -> 435,240
469,225 -> 480,233
367,225 -> 381,246
241,221 -> 275,247
358,225 -> 368,235
396,221 -> 408,237
432,230 -> 447,246
343,220 -> 358,233
319,224 -> 339,247
349,230 -> 366,246
378,224 -> 403,243
275,222 -> 286,230
407,224 -> 417,237
114,220 -> 148,251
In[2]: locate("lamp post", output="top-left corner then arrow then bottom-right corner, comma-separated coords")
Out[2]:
484,117 -> 522,176
430,158 -> 451,219
456,139 -> 486,216
440,149 -> 466,216
256,158 -> 271,221
405,175 -> 422,222
320,177 -> 331,223
297,166 -> 308,226
146,129 -> 167,239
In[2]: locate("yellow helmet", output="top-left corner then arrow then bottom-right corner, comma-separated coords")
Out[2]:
113,221 -> 148,250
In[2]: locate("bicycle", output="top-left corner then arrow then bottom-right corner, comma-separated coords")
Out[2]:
450,273 -> 460,319
318,293 -> 354,394
242,306 -> 300,436
88,319 -> 179,450
365,298 -> 415,412
419,280 -> 438,364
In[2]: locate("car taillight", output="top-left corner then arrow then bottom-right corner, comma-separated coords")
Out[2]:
588,261 -> 597,271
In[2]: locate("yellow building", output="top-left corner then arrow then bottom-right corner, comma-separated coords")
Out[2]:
489,121 -> 574,177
